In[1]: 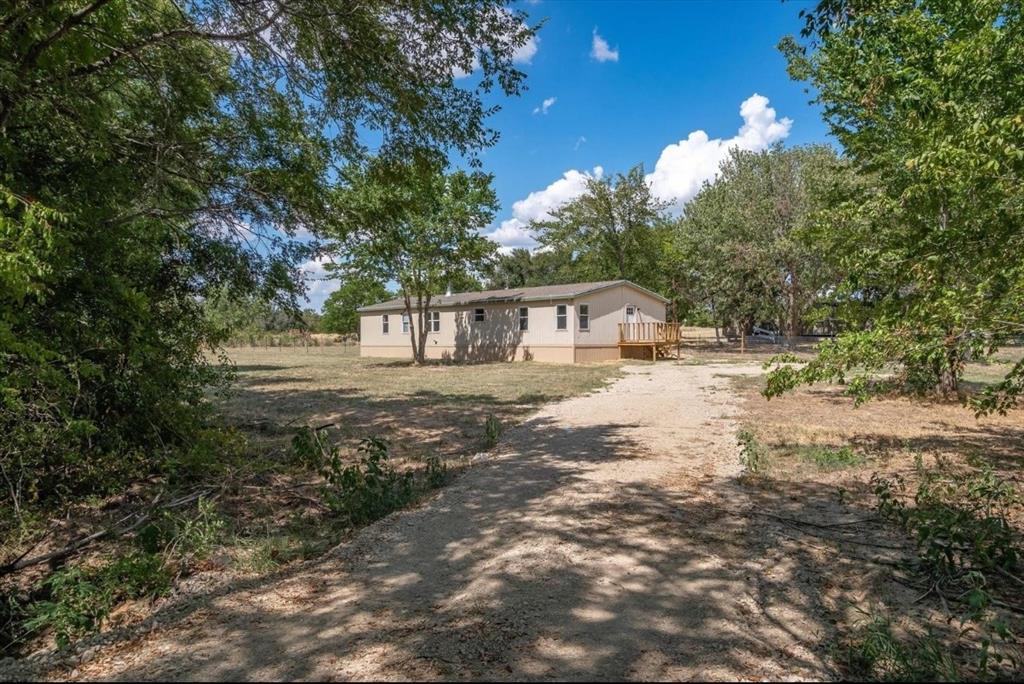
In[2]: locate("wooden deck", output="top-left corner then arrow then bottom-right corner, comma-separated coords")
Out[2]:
617,322 -> 682,360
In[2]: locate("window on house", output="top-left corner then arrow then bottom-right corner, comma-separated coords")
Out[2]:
474,308 -> 485,322
556,304 -> 567,330
519,306 -> 529,331
401,312 -> 410,333
382,314 -> 389,334
429,310 -> 440,333
579,304 -> 590,331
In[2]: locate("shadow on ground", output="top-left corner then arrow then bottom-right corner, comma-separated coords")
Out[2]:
54,411 -> 919,682
218,384 -> 554,458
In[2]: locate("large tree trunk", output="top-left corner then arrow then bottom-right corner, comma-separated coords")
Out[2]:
709,296 -> 721,344
402,291 -> 420,364
934,333 -> 964,398
414,294 -> 426,365
415,295 -> 432,365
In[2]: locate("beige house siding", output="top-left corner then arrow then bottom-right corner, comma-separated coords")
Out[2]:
358,282 -> 666,363
575,284 -> 666,342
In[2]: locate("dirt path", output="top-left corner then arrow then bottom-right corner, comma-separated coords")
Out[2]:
55,363 -> 845,681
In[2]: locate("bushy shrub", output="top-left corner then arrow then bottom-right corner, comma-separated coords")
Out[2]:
873,468 -> 1021,593
482,414 -> 503,448
292,430 -> 414,526
136,497 -> 226,571
24,551 -> 171,648
425,455 -> 448,488
839,613 -> 959,682
865,466 -> 1022,679
737,429 -> 769,474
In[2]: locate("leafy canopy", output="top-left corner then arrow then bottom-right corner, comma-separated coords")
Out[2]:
0,0 -> 534,511
770,0 -> 1024,407
531,165 -> 671,294
673,144 -> 852,336
320,278 -> 392,335
329,156 -> 498,363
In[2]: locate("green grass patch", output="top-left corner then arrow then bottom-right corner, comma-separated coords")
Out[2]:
796,444 -> 864,470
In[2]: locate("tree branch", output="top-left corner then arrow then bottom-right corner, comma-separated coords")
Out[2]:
57,1 -> 288,82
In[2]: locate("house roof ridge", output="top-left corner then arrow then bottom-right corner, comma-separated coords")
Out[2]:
356,279 -> 667,313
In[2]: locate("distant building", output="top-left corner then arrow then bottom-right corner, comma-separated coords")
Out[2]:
357,280 -> 671,363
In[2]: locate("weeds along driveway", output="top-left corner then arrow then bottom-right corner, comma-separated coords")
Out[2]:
56,362 -> 868,681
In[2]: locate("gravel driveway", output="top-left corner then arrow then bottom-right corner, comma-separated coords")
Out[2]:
50,363 -> 840,681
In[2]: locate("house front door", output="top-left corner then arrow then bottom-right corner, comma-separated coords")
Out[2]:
625,304 -> 637,324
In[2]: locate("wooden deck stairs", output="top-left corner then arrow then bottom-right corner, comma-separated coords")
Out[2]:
617,322 -> 682,360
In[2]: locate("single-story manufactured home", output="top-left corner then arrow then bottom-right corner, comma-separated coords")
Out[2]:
356,280 -> 676,363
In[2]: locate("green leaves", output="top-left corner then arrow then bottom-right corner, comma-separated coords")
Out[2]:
777,0 -> 1024,405
673,144 -> 850,336
531,165 -> 670,292
320,278 -> 391,335
1,0 -> 532,515
329,156 -> 498,363
0,185 -> 60,303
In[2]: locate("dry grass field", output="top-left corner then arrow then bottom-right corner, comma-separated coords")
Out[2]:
218,346 -> 624,461
7,343 -> 1023,679
722,350 -> 1024,679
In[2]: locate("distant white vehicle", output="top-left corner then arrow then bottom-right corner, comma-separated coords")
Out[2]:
751,326 -> 778,344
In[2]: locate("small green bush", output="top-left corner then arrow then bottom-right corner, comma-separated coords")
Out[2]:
425,455 -> 448,488
737,429 -> 769,474
865,466 -> 1023,679
292,430 -> 414,526
136,497 -> 225,570
482,414 -> 503,448
840,613 -> 959,682
164,428 -> 247,485
24,551 -> 170,648
873,467 -> 1021,594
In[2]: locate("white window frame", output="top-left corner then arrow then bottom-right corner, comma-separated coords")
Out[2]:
382,314 -> 389,335
555,304 -> 567,331
401,312 -> 410,334
578,303 -> 590,331
474,307 -> 485,322
518,306 -> 529,331
429,310 -> 440,333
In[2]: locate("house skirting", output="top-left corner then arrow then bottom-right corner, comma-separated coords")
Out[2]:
359,344 -> 576,364
573,346 -> 620,363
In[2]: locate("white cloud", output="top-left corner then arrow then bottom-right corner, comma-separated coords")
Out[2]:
514,33 -> 539,64
486,167 -> 603,249
590,28 -> 619,63
301,255 -> 340,311
574,135 -> 587,150
454,29 -> 538,79
488,94 -> 793,251
645,93 -> 792,210
532,96 -> 556,115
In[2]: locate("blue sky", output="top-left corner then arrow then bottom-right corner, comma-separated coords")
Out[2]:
304,0 -> 834,309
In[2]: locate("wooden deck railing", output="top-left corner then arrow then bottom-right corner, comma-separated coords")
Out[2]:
618,322 -> 683,345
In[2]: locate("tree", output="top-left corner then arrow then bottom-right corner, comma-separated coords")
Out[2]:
482,248 -> 574,289
320,278 -> 391,335
673,144 -> 851,340
531,165 -> 671,292
0,0 -> 535,511
770,0 -> 1024,406
331,157 -> 498,364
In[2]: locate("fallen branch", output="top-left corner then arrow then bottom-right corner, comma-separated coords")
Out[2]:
757,511 -> 878,530
0,489 -> 214,577
890,574 -> 1024,617
738,509 -> 907,551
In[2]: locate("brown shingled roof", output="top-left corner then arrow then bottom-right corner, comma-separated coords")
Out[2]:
356,280 -> 667,312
